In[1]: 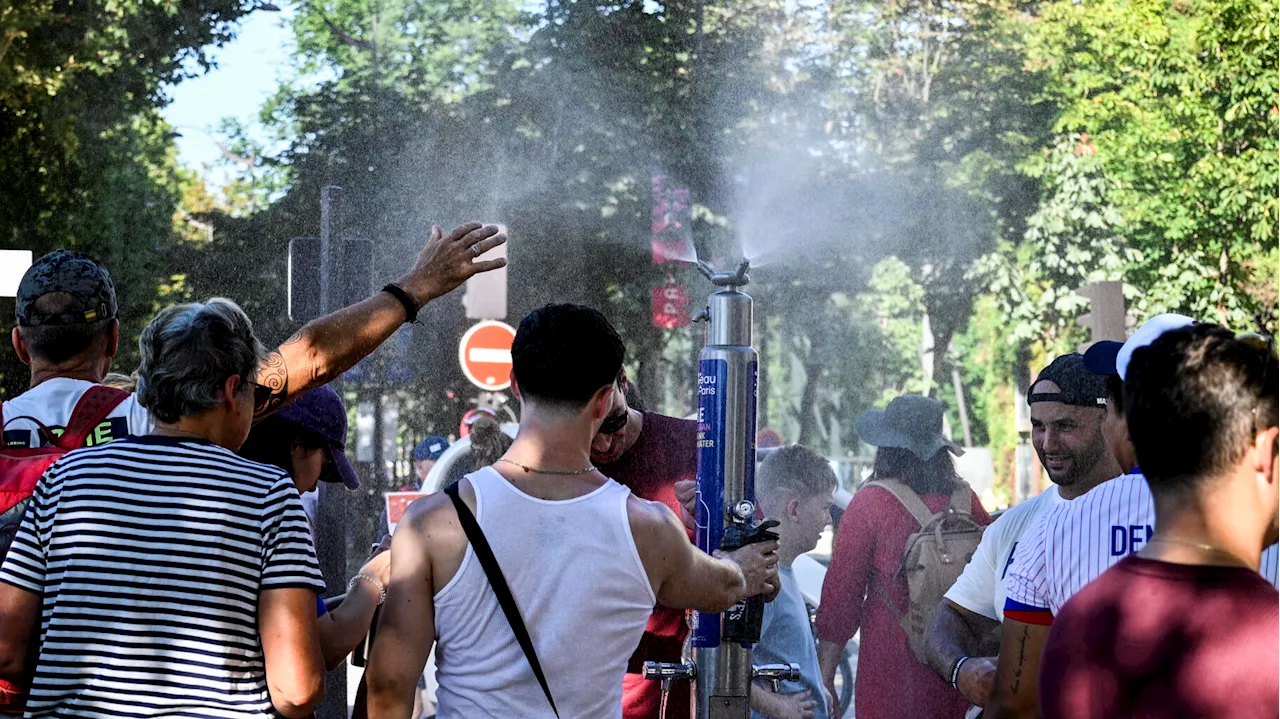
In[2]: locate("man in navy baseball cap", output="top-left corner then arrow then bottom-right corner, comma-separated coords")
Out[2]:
412,436 -> 449,484
271,385 -> 361,490
1082,314 -> 1196,475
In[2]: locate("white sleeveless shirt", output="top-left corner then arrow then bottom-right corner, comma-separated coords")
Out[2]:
433,467 -> 657,718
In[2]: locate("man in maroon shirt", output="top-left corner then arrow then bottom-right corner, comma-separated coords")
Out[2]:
1041,325 -> 1279,719
593,371 -> 698,719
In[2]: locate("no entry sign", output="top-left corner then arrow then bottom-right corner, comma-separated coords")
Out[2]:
459,320 -> 516,391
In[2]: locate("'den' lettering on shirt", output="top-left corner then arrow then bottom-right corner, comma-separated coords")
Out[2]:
1004,471 -> 1278,623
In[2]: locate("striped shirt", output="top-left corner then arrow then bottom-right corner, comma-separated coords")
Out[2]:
1005,471 -> 1280,624
0,435 -> 326,718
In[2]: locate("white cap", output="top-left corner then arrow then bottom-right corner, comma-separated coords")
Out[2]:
1116,313 -> 1197,380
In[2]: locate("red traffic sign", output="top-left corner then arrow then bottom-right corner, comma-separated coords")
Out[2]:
459,321 -> 516,391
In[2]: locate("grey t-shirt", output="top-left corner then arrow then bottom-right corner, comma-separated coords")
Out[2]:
751,565 -> 829,719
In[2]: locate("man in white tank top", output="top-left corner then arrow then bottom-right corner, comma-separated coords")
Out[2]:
365,304 -> 781,719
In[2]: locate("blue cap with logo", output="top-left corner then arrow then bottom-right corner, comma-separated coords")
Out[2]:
413,436 -> 449,462
1083,313 -> 1197,380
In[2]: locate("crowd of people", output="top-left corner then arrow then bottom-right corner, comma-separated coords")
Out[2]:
0,229 -> 1276,719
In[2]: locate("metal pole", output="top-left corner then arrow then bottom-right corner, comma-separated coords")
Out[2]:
951,364 -> 972,448
693,286 -> 757,718
319,186 -> 342,315
315,185 -> 348,719
646,261 -> 796,717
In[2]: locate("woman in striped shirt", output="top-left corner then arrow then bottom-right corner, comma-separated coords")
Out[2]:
0,299 -> 328,718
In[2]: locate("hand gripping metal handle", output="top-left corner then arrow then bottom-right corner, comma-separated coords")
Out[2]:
752,663 -> 801,693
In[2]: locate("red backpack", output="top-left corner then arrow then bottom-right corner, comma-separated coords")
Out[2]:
0,385 -> 128,562
0,384 -> 127,713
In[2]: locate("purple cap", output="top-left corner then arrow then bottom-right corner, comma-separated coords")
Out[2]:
274,385 -> 359,490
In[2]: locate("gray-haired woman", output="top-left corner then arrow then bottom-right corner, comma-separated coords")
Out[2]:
0,298 -> 326,718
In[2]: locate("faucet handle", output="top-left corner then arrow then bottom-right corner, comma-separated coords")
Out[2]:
753,663 -> 801,693
642,661 -> 697,683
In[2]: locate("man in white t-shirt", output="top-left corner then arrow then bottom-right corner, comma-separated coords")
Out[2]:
922,353 -> 1114,716
3,225 -> 507,446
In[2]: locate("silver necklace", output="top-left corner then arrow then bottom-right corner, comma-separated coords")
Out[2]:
1147,537 -> 1249,567
497,458 -> 596,476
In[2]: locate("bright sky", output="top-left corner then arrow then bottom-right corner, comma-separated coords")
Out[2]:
160,7 -> 297,186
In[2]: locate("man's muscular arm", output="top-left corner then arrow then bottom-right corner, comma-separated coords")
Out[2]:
672,478 -> 783,601
985,618 -> 1050,719
630,497 -> 778,613
365,497 -> 446,719
254,223 -> 506,420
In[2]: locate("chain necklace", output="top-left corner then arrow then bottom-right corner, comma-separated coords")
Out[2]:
150,427 -> 208,441
1146,536 -> 1250,567
497,458 -> 596,476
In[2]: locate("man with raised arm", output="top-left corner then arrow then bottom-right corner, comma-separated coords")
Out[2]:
3,223 -> 506,448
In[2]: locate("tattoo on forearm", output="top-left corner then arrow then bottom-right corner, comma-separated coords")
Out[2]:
253,342 -> 292,420
1010,625 -> 1030,694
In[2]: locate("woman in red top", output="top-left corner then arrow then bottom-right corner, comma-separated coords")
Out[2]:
816,395 -> 990,719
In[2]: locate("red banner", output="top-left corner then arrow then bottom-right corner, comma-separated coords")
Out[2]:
652,171 -> 693,264
652,283 -> 691,329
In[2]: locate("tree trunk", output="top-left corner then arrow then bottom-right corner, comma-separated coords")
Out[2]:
636,339 -> 663,413
796,361 -> 822,446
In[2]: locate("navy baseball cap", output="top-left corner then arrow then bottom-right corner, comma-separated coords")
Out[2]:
274,386 -> 359,490
413,436 -> 449,462
16,250 -> 118,326
1028,353 -> 1109,408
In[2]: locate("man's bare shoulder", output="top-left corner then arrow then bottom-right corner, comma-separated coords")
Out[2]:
398,486 -> 468,547
626,494 -> 685,545
627,493 -> 679,525
393,485 -> 472,591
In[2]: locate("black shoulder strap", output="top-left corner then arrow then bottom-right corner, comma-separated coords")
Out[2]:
444,482 -> 559,717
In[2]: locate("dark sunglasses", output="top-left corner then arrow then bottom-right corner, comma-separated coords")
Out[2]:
1237,332 -> 1277,359
247,378 -> 276,410
598,410 -> 629,435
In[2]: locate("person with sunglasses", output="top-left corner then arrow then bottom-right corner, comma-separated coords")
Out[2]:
588,367 -> 700,719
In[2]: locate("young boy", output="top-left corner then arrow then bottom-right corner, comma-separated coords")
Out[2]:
751,445 -> 838,719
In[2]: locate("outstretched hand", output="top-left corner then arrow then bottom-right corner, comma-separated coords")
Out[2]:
396,222 -> 508,307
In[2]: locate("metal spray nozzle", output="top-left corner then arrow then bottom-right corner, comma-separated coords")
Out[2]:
696,258 -> 751,288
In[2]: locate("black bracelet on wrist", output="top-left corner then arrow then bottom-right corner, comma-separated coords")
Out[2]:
382,283 -> 421,324
950,655 -> 970,689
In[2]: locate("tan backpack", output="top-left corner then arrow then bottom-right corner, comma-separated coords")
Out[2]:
863,478 -> 985,665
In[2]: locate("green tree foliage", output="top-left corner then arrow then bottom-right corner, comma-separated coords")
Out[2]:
1022,0 -> 1279,331
975,133 -> 1134,346
0,0 -> 258,396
